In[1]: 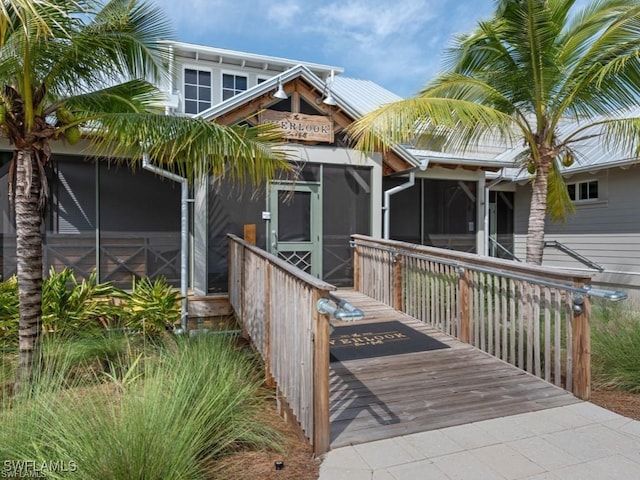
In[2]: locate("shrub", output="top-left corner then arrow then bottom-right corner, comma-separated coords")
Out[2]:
0,271 -> 182,346
122,276 -> 181,337
0,269 -> 121,348
591,301 -> 640,392
42,268 -> 120,335
0,335 -> 281,480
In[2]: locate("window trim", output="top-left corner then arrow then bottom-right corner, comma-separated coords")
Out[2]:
182,65 -> 213,115
567,179 -> 599,203
256,75 -> 270,86
220,69 -> 249,101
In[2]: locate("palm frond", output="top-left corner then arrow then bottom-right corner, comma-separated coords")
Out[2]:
0,0 -> 83,40
560,113 -> 640,159
556,2 -> 640,120
87,113 -> 291,184
41,0 -> 172,99
546,157 -> 575,223
58,79 -> 166,117
348,95 -> 518,156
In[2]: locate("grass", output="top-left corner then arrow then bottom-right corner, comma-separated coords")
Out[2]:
0,333 -> 283,480
591,299 -> 640,393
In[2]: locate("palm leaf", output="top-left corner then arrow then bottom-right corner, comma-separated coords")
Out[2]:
546,158 -> 575,223
88,113 -> 291,183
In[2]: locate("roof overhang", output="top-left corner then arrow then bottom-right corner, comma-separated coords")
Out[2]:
160,40 -> 343,80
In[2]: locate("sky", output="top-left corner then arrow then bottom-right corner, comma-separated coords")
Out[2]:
149,0 -> 498,98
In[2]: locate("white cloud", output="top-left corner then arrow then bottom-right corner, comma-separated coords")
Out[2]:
150,0 -> 497,97
266,1 -> 303,27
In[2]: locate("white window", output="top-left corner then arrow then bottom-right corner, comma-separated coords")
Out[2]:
222,73 -> 247,100
567,180 -> 598,201
184,68 -> 211,114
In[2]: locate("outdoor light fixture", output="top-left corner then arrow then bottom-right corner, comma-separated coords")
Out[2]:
272,78 -> 288,100
318,69 -> 337,106
322,92 -> 337,106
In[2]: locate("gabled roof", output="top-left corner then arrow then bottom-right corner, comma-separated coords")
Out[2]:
197,64 -> 331,120
196,64 -> 522,174
197,65 -> 418,172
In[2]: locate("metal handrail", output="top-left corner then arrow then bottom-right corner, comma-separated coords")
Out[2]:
544,240 -> 605,272
317,294 -> 365,322
488,235 -> 521,262
351,239 -> 627,302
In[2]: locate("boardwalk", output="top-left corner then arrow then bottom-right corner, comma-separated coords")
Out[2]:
329,290 -> 580,448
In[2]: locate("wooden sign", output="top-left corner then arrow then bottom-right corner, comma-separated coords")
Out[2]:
261,110 -> 334,143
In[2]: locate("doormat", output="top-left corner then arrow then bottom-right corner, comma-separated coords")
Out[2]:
329,320 -> 450,363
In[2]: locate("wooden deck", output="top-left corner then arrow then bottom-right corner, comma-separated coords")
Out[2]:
329,290 -> 580,448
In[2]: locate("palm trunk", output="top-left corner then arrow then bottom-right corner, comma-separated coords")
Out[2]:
525,158 -> 551,265
14,148 -> 44,395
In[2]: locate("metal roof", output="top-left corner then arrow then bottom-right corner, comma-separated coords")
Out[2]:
160,40 -> 343,79
164,39 -> 640,178
199,67 -> 640,177
502,111 -> 640,181
330,77 -> 402,116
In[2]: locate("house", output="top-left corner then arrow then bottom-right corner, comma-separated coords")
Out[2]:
500,135 -> 640,298
3,40 -> 636,304
1,41 -> 513,300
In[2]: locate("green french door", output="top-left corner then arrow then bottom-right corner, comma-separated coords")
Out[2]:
268,182 -> 322,277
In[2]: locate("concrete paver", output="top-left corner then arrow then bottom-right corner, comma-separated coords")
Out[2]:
319,403 -> 640,480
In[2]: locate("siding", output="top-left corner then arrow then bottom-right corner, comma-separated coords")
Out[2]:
173,55 -> 283,112
513,165 -> 640,291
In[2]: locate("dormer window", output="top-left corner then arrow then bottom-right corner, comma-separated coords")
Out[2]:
222,73 -> 247,100
184,68 -> 211,114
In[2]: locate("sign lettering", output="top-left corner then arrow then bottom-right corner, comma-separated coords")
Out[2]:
261,110 -> 334,143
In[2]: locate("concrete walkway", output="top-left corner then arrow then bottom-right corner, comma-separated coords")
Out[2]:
319,402 -> 640,480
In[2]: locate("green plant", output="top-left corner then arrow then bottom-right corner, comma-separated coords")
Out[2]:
36,332 -> 140,391
0,334 -> 282,480
591,301 -> 640,392
123,276 -> 181,337
42,268 -> 119,335
0,276 -> 18,349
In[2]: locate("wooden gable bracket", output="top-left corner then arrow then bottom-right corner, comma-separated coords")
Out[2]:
213,77 -> 414,174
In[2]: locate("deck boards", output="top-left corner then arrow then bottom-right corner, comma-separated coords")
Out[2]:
329,290 -> 580,448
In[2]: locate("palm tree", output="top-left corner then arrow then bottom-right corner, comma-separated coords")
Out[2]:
1,0 -> 288,393
350,0 -> 640,265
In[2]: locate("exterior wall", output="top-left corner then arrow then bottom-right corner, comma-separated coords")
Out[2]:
203,146 -> 380,293
513,165 -> 640,294
385,167 -> 486,254
286,145 -> 383,236
1,152 -> 181,287
174,58 -> 282,113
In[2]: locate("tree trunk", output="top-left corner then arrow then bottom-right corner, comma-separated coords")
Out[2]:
525,158 -> 551,265
14,148 -> 44,395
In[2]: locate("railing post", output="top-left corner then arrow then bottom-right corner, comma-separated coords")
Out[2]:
572,293 -> 591,400
458,269 -> 471,344
393,253 -> 403,311
243,224 -> 256,245
313,289 -> 331,456
264,263 -> 275,388
353,242 -> 361,292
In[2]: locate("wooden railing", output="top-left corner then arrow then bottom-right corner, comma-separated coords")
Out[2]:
352,235 -> 594,400
2,232 -> 181,287
228,234 -> 336,455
